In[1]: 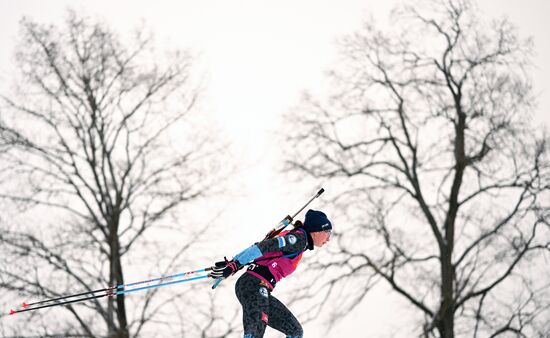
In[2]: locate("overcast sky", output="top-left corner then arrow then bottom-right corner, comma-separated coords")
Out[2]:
1,1 -> 549,337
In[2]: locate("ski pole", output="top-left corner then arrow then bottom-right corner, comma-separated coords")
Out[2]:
212,188 -> 325,289
20,267 -> 211,308
11,289 -> 116,315
9,267 -> 212,315
10,275 -> 210,315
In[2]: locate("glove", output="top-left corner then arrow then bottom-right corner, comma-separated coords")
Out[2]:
210,257 -> 242,279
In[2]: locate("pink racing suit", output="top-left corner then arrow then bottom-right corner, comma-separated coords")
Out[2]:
245,228 -> 311,289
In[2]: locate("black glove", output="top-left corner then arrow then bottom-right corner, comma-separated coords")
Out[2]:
210,257 -> 242,279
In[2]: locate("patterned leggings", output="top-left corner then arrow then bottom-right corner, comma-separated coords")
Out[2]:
235,273 -> 303,338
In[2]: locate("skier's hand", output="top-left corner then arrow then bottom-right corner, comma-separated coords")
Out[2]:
210,258 -> 242,279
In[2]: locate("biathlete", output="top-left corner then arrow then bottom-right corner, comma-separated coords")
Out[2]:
210,209 -> 333,338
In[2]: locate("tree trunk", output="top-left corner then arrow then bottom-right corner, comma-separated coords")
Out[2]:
114,253 -> 129,338
109,213 -> 129,338
439,246 -> 455,338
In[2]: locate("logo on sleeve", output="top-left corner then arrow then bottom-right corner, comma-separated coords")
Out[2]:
288,234 -> 297,245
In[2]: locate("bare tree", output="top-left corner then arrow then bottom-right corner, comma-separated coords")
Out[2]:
284,1 -> 550,337
0,11 -> 233,338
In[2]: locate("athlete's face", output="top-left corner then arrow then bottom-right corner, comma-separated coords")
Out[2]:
311,230 -> 332,248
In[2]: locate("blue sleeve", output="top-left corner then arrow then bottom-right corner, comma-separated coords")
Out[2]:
234,244 -> 263,264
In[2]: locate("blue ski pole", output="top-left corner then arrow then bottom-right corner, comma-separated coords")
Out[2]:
10,267 -> 213,315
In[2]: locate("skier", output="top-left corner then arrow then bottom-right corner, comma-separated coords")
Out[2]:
210,209 -> 333,338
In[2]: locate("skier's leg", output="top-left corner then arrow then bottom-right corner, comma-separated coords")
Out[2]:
266,295 -> 303,338
235,274 -> 270,338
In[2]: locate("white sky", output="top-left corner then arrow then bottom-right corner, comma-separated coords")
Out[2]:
1,1 -> 549,337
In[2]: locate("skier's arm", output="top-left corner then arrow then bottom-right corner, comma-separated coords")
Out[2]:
257,230 -> 307,255
233,230 -> 308,264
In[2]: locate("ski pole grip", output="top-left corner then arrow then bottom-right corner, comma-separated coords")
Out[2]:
212,278 -> 223,289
